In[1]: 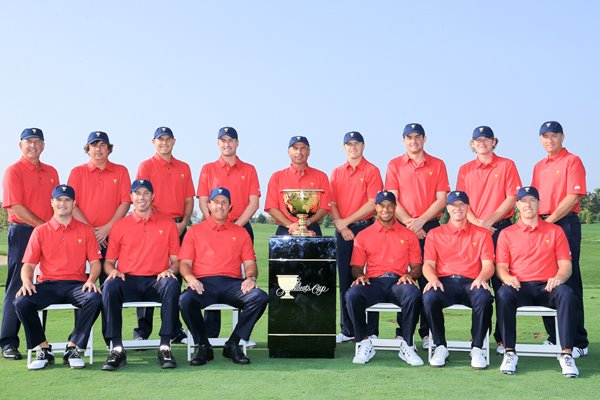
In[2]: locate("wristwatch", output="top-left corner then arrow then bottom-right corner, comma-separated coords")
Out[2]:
247,276 -> 257,282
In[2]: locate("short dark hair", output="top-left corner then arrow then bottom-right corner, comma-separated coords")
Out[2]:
84,142 -> 114,154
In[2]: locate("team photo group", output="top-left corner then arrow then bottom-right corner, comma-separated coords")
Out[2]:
1,120 -> 588,379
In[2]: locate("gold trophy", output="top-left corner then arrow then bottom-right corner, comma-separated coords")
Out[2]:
282,189 -> 323,236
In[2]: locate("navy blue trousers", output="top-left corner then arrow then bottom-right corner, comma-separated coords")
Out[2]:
543,214 -> 588,348
490,218 -> 512,344
1,224 -> 34,350
423,276 -> 493,348
14,280 -> 102,349
346,277 -> 422,345
103,275 -> 181,343
179,276 -> 268,346
496,282 -> 576,350
335,220 -> 374,337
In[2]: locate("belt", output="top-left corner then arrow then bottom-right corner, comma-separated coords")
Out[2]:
376,272 -> 400,279
10,222 -> 33,228
446,274 -> 469,279
540,212 -> 577,220
348,218 -> 375,229
172,217 -> 183,223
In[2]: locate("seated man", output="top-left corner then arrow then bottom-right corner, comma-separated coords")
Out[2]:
14,185 -> 102,370
422,191 -> 494,369
102,179 -> 181,371
179,187 -> 268,366
496,186 -> 579,378
346,190 -> 423,366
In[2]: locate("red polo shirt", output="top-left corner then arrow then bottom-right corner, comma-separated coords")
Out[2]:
329,157 -> 383,219
496,219 -> 571,282
531,148 -> 586,214
137,154 -> 195,218
68,160 -> 131,227
264,164 -> 331,222
384,152 -> 450,218
2,157 -> 59,224
424,222 -> 494,279
179,218 -> 255,279
106,210 -> 180,276
351,219 -> 422,278
23,217 -> 100,282
197,156 -> 260,221
456,154 -> 522,220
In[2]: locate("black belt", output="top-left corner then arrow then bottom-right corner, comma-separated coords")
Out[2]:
376,272 -> 400,279
446,274 -> 470,279
10,222 -> 33,228
348,218 -> 375,229
540,212 -> 577,220
172,217 -> 183,223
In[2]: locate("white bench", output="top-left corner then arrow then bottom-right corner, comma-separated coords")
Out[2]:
514,306 -> 561,358
27,304 -> 94,365
186,304 -> 255,361
427,304 -> 490,365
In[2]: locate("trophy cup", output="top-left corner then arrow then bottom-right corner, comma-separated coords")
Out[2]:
276,274 -> 299,299
282,189 -> 323,236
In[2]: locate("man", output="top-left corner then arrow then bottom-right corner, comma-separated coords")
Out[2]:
346,190 -> 423,366
14,185 -> 102,370
422,191 -> 494,369
532,121 -> 588,358
135,126 -> 194,342
496,186 -> 580,378
102,179 -> 181,371
179,187 -> 268,365
1,128 -> 59,360
329,131 -> 382,343
68,131 -> 131,283
385,123 -> 450,349
197,126 -> 260,338
265,136 -> 331,236
456,125 -> 522,353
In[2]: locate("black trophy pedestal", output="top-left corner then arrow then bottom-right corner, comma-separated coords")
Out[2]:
268,236 -> 336,358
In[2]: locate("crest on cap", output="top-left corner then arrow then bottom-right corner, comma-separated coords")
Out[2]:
140,180 -> 144,184
411,124 -> 416,129
525,187 -> 530,193
479,127 -> 484,132
96,132 -> 101,137
162,127 -> 166,132
350,132 -> 355,137
455,192 -> 459,196
218,188 -> 223,194
32,128 -> 37,133
62,186 -> 67,191
546,123 -> 551,128
296,136 -> 301,140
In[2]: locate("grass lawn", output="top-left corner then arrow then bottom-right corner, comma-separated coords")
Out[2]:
0,224 -> 598,400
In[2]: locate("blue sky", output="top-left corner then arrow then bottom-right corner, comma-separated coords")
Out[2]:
2,1 -> 598,213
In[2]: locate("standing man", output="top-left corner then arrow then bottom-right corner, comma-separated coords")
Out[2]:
1,128 -> 59,360
179,187 -> 268,366
265,136 -> 331,236
14,185 -> 102,370
329,131 -> 382,343
197,127 -> 260,338
496,186 -> 580,378
385,123 -> 450,348
68,131 -> 131,283
532,121 -> 588,357
422,191 -> 495,369
135,126 -> 194,342
456,125 -> 522,353
346,191 -> 423,366
102,179 -> 181,371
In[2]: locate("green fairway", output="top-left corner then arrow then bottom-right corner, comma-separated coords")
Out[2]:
0,224 -> 598,400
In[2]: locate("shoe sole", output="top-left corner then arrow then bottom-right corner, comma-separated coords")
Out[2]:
501,369 -> 516,375
102,360 -> 126,371
159,362 -> 177,369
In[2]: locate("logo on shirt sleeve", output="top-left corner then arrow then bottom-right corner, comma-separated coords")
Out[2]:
51,178 -> 55,184
574,185 -> 581,190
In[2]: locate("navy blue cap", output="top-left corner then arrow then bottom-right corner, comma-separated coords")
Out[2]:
21,128 -> 44,141
87,131 -> 110,145
375,190 -> 396,205
209,187 -> 231,201
343,131 -> 364,144
218,127 -> 238,140
289,136 -> 310,148
472,126 -> 494,139
154,127 -> 174,139
51,184 -> 75,200
539,121 -> 563,135
446,191 -> 470,205
131,179 -> 154,193
403,123 -> 425,137
517,186 -> 540,201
